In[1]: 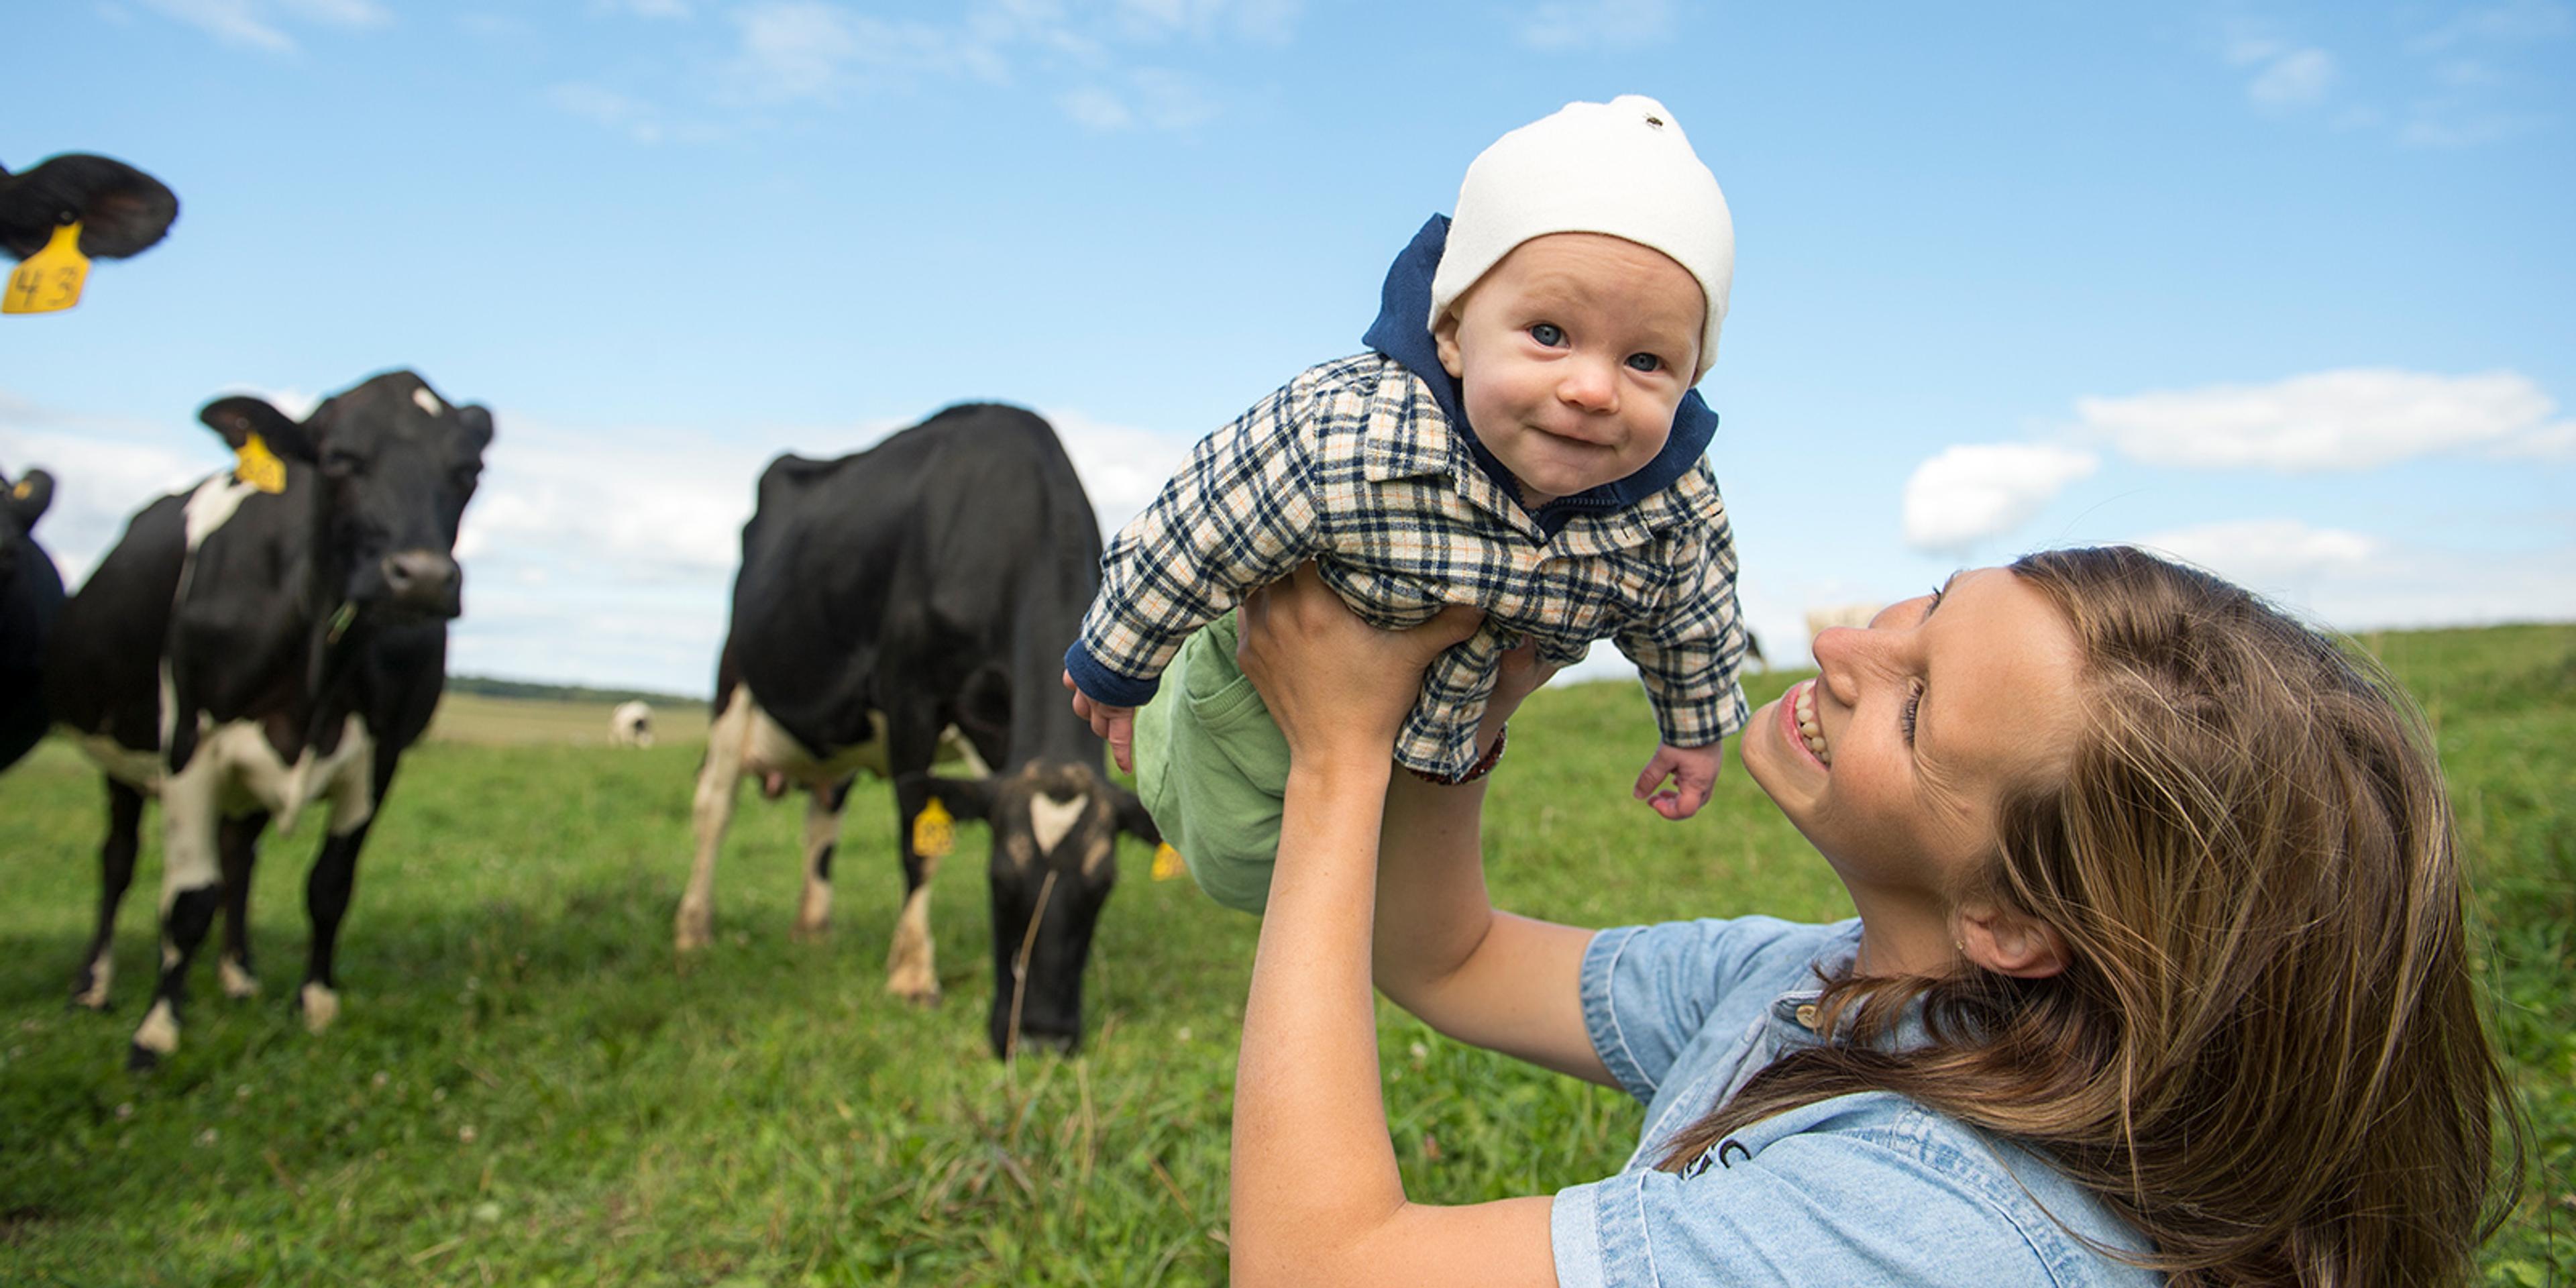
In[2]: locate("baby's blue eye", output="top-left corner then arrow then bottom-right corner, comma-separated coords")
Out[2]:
1625,353 -> 1665,373
1528,323 -> 1566,347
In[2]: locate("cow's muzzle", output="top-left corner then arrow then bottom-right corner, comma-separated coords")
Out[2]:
380,549 -> 463,618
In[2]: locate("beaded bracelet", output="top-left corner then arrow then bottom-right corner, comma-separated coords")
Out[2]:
1404,722 -> 1508,786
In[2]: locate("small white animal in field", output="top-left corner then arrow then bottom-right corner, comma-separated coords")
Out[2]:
611,700 -> 655,749
1803,602 -> 1884,650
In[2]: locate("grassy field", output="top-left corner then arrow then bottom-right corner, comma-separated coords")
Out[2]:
0,627 -> 2568,1286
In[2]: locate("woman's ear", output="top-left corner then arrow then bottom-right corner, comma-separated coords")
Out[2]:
1956,905 -> 2070,979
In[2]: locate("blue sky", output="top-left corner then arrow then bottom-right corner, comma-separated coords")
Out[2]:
5,0 -> 2571,695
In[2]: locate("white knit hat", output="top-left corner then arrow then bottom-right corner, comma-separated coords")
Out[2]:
1430,95 -> 1735,383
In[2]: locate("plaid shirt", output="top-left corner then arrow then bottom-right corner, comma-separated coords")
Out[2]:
1071,353 -> 1750,780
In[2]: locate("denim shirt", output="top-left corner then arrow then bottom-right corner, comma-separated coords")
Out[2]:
1551,917 -> 2164,1287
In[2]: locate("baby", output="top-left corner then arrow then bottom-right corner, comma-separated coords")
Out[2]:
1064,95 -> 1751,913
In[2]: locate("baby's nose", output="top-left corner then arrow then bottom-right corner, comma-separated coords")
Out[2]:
1558,358 -> 1619,410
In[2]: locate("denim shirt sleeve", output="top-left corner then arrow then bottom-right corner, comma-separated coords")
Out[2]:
1580,917 -> 1845,1102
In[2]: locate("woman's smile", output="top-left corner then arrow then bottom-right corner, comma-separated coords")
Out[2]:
1789,679 -> 1831,767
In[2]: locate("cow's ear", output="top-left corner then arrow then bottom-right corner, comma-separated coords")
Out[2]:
922,774 -> 996,823
1110,786 -> 1161,847
5,468 -> 53,529
457,404 -> 496,449
199,396 -> 316,462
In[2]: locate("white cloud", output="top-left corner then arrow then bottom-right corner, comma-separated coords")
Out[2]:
2135,518 -> 2380,586
1061,87 -> 1134,131
714,0 -> 1281,113
727,2 -> 1006,104
2410,0 -> 2573,52
453,421 -> 773,580
551,83 -> 668,144
140,0 -> 388,51
1038,407 -> 1194,537
1900,443 -> 2098,555
444,402 -> 1190,693
279,0 -> 388,25
591,0 -> 690,17
2078,368 -> 2573,471
2129,520 -> 2576,632
1111,0 -> 1301,43
1060,69 -> 1216,132
2246,47 -> 2336,107
2225,5 -> 2563,147
1515,0 -> 1672,50
0,398 -> 229,588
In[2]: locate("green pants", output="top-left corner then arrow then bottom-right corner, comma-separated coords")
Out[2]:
1134,609 -> 1289,914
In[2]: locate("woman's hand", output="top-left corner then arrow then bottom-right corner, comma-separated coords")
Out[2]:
1235,563 -> 1482,770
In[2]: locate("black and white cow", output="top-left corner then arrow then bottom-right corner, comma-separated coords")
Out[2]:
678,402 -> 1157,1057
1,464 -> 63,771
2,153 -> 180,262
47,370 -> 491,1069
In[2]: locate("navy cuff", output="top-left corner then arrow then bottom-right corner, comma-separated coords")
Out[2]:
1063,641 -> 1162,708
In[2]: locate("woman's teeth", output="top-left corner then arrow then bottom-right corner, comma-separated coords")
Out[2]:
1794,684 -> 1831,765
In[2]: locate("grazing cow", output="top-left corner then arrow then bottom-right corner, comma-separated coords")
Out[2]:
610,700 -> 655,748
1,464 -> 62,771
47,371 -> 491,1069
678,403 -> 1157,1057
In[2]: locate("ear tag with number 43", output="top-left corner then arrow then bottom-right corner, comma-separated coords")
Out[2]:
4,222 -> 91,315
234,433 -> 288,494
912,798 -> 956,859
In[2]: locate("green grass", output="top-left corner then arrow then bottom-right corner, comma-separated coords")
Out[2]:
0,629 -> 2568,1285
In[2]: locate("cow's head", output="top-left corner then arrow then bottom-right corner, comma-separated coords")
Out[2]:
198,370 -> 492,621
924,761 -> 1160,1058
1,465 -> 55,591
1,154 -> 180,262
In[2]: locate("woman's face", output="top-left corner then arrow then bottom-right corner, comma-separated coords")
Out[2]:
1741,568 -> 2088,939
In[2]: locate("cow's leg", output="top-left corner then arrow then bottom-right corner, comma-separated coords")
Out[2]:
131,754 -> 225,1069
70,779 -> 146,1011
299,747 -> 385,1035
216,810 -> 270,1000
677,687 -> 753,953
297,822 -> 372,1034
792,776 -> 853,941
883,708 -> 945,1006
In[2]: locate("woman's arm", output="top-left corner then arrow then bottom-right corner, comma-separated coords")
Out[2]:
1373,765 -> 1610,1085
1228,566 -> 1558,1288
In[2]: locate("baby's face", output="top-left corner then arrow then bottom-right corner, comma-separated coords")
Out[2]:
1436,232 -> 1703,508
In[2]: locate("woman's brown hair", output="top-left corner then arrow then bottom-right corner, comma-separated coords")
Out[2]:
1657,545 -> 2520,1285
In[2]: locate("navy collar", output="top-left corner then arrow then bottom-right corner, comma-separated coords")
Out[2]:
1359,213 -> 1719,537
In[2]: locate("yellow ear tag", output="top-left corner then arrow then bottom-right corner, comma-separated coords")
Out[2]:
4,222 -> 92,315
1150,843 -> 1184,881
9,480 -> 30,501
234,433 -> 288,494
912,798 -> 955,859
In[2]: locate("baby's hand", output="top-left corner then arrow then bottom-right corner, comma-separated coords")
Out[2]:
1062,669 -> 1138,773
1633,740 -> 1725,821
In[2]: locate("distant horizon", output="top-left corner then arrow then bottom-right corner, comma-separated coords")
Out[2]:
442,610 -> 2559,705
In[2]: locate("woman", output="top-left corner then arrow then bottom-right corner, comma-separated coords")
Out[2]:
1225,547 -> 2514,1286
